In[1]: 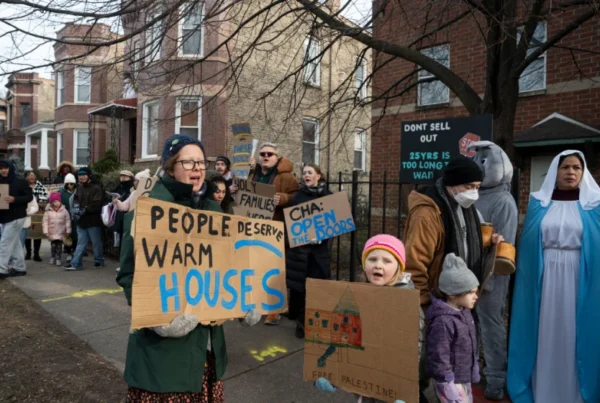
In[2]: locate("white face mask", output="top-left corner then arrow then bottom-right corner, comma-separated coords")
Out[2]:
454,189 -> 479,208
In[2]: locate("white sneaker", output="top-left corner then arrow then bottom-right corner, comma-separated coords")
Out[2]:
66,255 -> 72,263
49,258 -> 55,265
55,260 -> 61,266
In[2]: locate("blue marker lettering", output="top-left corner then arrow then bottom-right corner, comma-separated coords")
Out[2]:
290,222 -> 303,237
204,270 -> 220,307
323,209 -> 337,226
222,269 -> 239,310
159,272 -> 181,313
313,214 -> 324,230
261,268 -> 284,311
240,269 -> 256,311
185,268 -> 203,306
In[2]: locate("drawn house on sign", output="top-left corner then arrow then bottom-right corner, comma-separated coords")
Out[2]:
306,286 -> 362,349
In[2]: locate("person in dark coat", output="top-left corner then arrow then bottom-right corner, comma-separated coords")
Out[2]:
111,170 -> 135,245
54,161 -> 76,184
285,163 -> 332,338
0,158 -> 33,278
214,156 -> 237,204
206,171 -> 234,214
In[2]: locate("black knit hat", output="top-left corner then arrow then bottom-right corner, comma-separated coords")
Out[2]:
442,155 -> 484,186
215,156 -> 231,169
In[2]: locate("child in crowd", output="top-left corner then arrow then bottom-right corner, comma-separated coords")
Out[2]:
315,234 -> 423,403
42,192 -> 71,266
426,253 -> 480,403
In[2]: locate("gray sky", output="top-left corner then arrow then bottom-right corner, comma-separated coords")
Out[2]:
0,0 -> 372,89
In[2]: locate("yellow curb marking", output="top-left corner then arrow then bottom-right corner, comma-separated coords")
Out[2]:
42,288 -> 122,303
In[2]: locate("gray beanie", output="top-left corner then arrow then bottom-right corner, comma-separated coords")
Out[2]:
439,253 -> 480,295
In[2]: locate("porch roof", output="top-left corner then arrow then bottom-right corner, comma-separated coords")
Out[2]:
515,113 -> 600,148
87,98 -> 137,117
23,120 -> 54,135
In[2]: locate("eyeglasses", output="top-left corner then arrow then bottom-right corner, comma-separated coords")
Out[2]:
176,160 -> 207,170
260,152 -> 277,158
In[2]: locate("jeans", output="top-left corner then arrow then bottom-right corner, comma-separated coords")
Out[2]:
20,228 -> 27,246
71,226 -> 104,269
0,218 -> 27,274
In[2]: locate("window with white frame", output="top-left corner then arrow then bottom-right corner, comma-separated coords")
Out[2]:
74,67 -> 91,104
176,98 -> 201,139
132,39 -> 142,77
143,101 -> 160,157
355,57 -> 367,100
73,130 -> 90,166
418,44 -> 450,106
57,131 -> 63,163
518,22 -> 547,93
180,2 -> 203,56
302,118 -> 319,165
354,129 -> 367,171
57,71 -> 64,106
146,13 -> 162,64
303,37 -> 322,87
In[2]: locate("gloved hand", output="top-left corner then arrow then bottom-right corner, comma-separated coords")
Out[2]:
152,314 -> 198,338
435,381 -> 463,402
239,309 -> 261,327
315,377 -> 336,393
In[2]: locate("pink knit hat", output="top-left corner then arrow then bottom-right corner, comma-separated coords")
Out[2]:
49,192 -> 61,204
362,234 -> 406,273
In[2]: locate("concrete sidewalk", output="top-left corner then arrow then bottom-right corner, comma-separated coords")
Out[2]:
7,243 -> 353,403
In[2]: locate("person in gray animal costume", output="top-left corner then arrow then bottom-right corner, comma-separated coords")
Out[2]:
468,141 -> 518,400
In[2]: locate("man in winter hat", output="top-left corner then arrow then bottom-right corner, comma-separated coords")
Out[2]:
214,156 -> 236,204
468,141 -> 518,400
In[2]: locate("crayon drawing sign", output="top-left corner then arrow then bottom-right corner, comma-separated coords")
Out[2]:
130,197 -> 287,329
283,192 -> 355,248
0,184 -> 8,210
231,124 -> 253,179
303,279 -> 420,403
232,178 -> 276,220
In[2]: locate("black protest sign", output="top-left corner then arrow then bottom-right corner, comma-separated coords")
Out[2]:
400,115 -> 492,184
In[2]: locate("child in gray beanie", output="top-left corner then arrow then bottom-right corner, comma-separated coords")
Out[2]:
426,253 -> 480,403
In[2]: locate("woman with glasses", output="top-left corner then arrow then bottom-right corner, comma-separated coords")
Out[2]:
249,142 -> 300,325
117,134 -> 260,403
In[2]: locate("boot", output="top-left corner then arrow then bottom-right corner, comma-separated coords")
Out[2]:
295,321 -> 305,339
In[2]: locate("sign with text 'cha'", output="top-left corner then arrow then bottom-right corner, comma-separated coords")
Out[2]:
304,279 -> 420,402
400,115 -> 492,184
231,124 -> 253,179
131,197 -> 287,329
233,177 -> 276,220
283,192 -> 355,248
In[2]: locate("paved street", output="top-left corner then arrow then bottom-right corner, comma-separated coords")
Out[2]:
7,243 -> 353,403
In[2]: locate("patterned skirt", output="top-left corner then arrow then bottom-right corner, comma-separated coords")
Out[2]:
126,353 -> 224,403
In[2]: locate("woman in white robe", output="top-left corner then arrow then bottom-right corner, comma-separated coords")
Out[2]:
508,150 -> 600,403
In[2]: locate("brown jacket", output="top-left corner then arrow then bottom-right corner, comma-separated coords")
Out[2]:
248,157 -> 299,222
403,190 -> 445,306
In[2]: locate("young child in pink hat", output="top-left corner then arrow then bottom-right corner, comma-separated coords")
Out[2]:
314,234 -> 424,403
43,192 -> 71,266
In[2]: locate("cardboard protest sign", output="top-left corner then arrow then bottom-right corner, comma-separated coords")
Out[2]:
303,279 -> 420,403
44,184 -> 62,194
231,124 -> 253,179
0,184 -> 8,210
130,197 -> 287,329
400,115 -> 493,183
129,176 -> 158,209
284,192 -> 355,247
233,177 -> 276,220
28,212 -> 44,239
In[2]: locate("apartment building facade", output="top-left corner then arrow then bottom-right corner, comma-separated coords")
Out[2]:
3,73 -> 55,174
371,2 -> 600,220
113,0 -> 371,175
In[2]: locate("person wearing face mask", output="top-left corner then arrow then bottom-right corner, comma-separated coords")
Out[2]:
404,155 -> 502,403
285,164 -> 332,338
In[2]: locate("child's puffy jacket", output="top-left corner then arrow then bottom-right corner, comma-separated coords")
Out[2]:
42,204 -> 72,241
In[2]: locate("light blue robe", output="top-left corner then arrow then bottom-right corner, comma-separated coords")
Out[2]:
507,198 -> 600,403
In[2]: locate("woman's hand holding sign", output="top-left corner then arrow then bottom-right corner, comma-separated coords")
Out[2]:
273,193 -> 281,206
152,313 -> 199,338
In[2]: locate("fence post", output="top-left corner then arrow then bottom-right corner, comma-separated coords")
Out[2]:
349,170 -> 359,282
336,172 -> 342,281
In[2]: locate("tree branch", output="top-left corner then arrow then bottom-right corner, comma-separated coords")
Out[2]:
295,0 -> 483,114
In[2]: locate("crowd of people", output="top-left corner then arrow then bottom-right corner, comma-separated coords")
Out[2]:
0,134 -> 597,403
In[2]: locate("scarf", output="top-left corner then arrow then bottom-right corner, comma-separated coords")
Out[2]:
32,181 -> 49,203
301,180 -> 327,196
431,178 -> 483,281
192,183 -> 208,209
252,165 -> 278,185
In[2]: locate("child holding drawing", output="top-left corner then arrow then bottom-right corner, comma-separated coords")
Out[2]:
42,192 -> 71,266
315,234 -> 423,403
426,253 -> 480,403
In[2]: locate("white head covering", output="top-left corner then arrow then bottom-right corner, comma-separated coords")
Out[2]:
531,150 -> 600,210
134,169 -> 151,181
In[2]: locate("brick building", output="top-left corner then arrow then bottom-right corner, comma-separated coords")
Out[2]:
3,73 -> 55,174
53,23 -> 124,168
107,0 -> 371,175
371,2 -> 600,226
